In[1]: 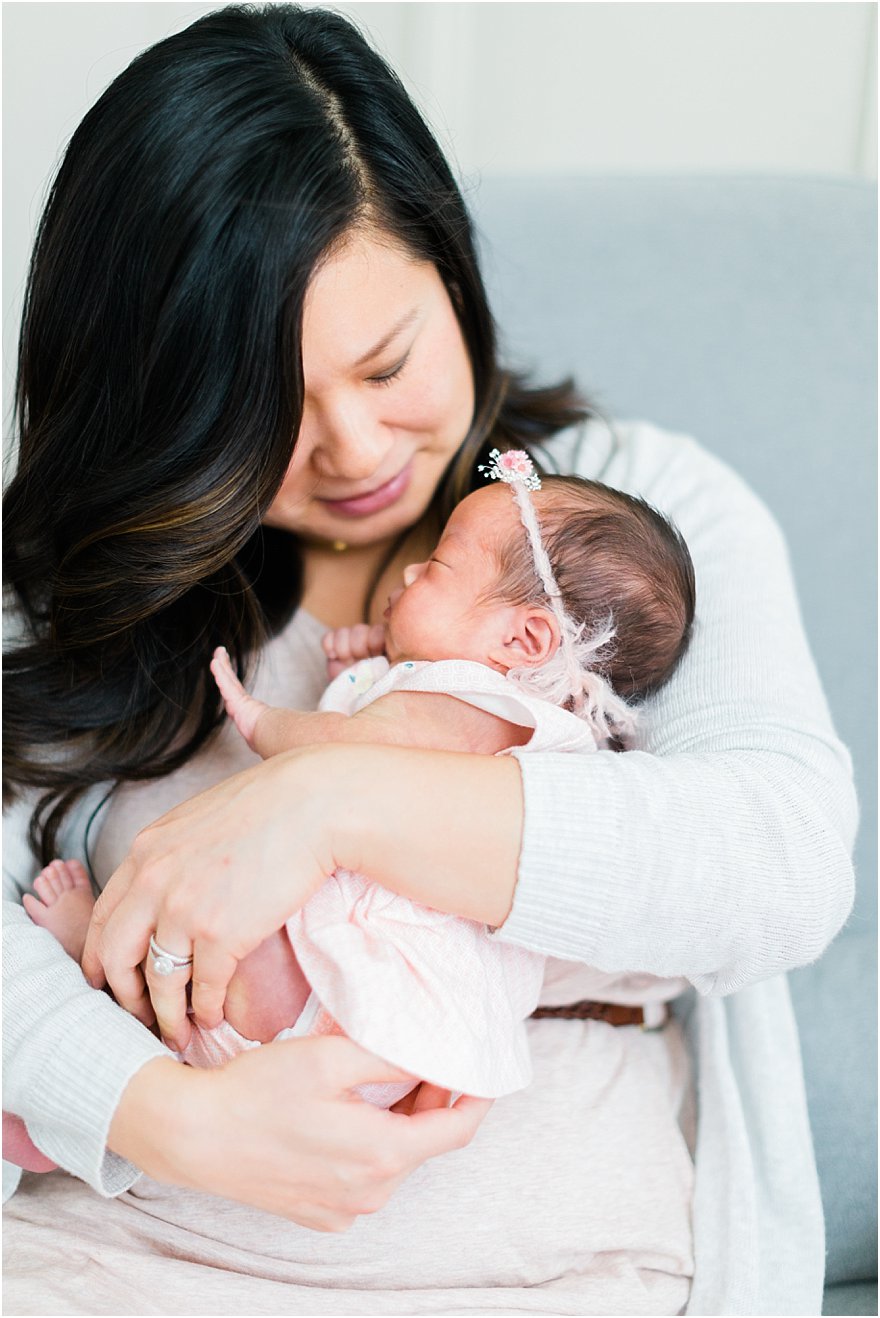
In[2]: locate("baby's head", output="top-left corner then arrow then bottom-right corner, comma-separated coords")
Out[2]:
385,467 -> 695,726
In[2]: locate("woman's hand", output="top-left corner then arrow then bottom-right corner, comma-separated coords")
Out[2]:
81,748 -> 336,1050
111,1044 -> 492,1230
81,742 -> 521,1049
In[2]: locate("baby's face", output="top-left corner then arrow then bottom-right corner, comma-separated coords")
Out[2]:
384,484 -> 519,666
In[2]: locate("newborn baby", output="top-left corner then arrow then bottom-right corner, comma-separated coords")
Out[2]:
12,452 -> 695,1164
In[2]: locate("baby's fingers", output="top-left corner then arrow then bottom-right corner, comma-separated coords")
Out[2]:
210,647 -> 243,704
366,623 -> 387,657
325,627 -> 355,668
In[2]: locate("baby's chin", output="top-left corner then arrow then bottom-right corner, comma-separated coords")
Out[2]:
386,642 -> 495,668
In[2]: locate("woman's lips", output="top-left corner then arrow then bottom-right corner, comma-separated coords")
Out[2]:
320,462 -> 413,518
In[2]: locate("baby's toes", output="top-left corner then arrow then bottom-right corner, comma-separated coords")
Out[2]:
34,865 -> 63,903
50,860 -> 78,893
64,859 -> 92,891
22,892 -> 48,921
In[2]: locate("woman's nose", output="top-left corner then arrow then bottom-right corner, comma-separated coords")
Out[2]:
403,562 -> 426,587
305,398 -> 394,481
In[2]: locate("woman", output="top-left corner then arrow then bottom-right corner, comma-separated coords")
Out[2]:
3,5 -> 856,1314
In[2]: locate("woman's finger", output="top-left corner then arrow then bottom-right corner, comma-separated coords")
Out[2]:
396,1094 -> 493,1168
93,892 -> 161,1026
188,940 -> 238,1031
308,1037 -> 413,1095
108,963 -> 158,1031
144,934 -> 194,1050
80,863 -> 134,986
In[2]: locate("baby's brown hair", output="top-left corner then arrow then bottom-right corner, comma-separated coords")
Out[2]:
487,475 -> 696,703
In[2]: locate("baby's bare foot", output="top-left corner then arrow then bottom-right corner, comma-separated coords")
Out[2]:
210,646 -> 269,748
22,860 -> 95,964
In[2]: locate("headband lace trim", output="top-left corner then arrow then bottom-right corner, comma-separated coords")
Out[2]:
478,449 -> 638,750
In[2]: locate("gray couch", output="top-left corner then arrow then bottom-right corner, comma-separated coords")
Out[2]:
472,175 -> 876,1315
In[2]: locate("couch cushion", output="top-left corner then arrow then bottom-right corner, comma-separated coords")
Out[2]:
473,175 -> 877,1285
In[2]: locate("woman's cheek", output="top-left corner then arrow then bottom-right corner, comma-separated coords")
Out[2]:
400,372 -> 472,444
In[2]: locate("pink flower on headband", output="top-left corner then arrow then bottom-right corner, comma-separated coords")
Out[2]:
478,447 -> 542,491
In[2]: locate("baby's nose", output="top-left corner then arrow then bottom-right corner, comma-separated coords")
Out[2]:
402,562 -> 426,587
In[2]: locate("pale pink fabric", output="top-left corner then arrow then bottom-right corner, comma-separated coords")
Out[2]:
183,659 -> 603,1102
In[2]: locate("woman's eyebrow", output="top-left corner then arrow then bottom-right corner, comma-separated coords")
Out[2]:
353,307 -> 420,367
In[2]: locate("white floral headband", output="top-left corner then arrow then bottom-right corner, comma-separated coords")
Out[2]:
478,448 -> 638,748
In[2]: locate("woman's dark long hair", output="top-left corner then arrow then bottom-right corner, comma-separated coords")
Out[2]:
4,3 -> 592,861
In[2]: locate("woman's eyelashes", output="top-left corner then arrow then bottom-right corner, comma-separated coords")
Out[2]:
368,351 -> 411,387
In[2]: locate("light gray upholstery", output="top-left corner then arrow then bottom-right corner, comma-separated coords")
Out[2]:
471,175 -> 877,1310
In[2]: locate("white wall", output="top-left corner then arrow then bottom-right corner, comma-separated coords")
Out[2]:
3,1 -> 876,439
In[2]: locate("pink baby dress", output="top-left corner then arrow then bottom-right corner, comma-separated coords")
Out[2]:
182,657 -> 600,1104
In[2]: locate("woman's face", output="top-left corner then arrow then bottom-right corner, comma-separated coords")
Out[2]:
264,229 -> 475,548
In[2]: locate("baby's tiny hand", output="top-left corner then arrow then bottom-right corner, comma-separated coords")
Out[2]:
210,647 -> 269,748
322,624 -> 387,680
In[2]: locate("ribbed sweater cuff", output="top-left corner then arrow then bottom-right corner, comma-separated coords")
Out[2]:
20,998 -> 170,1196
4,907 -> 172,1196
494,749 -> 618,960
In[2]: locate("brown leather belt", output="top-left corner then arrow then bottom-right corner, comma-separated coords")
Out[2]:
530,999 -> 665,1028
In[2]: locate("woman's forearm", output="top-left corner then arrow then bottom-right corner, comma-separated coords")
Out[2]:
327,744 -> 523,927
106,1057 -> 196,1177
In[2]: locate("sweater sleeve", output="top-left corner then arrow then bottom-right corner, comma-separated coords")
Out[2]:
495,423 -> 857,994
2,792 -> 172,1195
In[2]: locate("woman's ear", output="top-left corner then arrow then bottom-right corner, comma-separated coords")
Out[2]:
488,606 -> 560,673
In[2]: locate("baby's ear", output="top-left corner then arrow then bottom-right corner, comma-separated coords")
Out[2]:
489,606 -> 560,673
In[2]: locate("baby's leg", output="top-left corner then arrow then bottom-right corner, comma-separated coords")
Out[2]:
224,930 -> 311,1044
22,860 -> 95,964
3,1111 -> 58,1172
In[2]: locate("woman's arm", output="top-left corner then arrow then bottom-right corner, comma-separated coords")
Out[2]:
3,793 -> 489,1211
348,427 -> 857,992
83,425 -> 856,1025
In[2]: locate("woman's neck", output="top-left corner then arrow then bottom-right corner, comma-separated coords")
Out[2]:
299,522 -> 436,629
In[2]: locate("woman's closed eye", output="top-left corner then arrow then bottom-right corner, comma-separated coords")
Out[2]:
368,352 -> 410,387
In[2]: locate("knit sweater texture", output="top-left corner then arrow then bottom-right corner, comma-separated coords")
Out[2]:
2,418 -> 857,1315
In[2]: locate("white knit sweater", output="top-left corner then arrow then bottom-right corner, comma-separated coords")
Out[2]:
2,418 -> 857,1315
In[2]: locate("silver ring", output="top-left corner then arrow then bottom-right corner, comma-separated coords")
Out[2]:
149,934 -> 193,977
